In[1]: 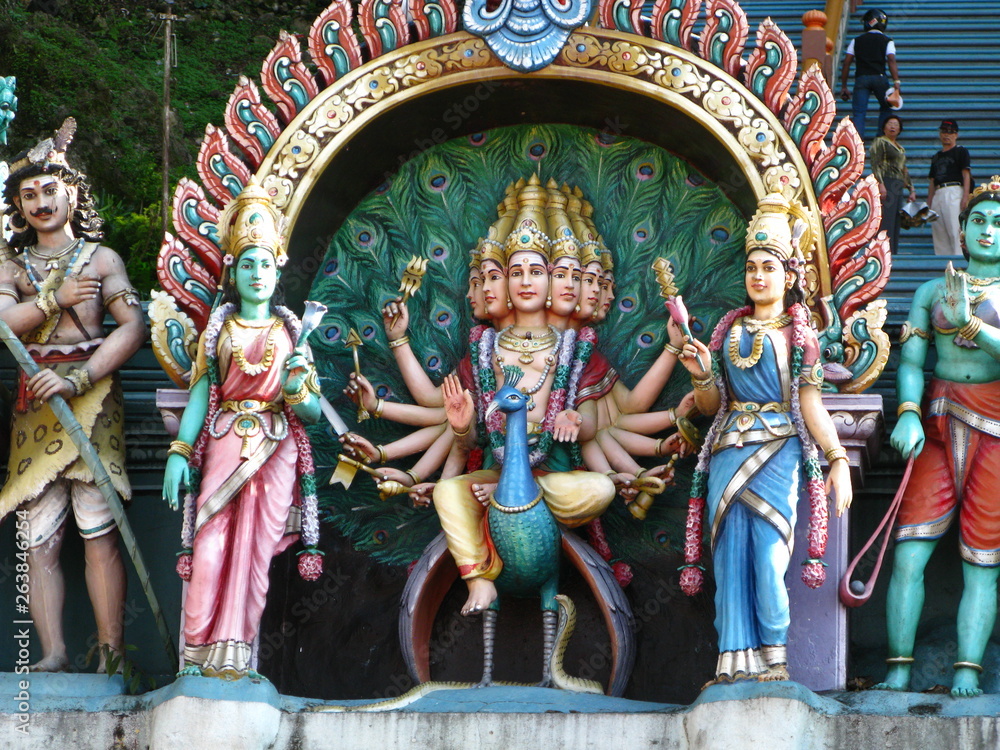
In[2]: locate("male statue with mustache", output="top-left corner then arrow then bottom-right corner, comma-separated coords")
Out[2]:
0,119 -> 146,672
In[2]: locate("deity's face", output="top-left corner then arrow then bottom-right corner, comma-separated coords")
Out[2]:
964,199 -> 1000,261
481,260 -> 508,319
572,261 -> 603,322
15,174 -> 75,235
507,250 -> 549,314
234,246 -> 279,306
594,270 -> 616,322
466,266 -> 487,319
744,249 -> 792,309
548,258 -> 581,317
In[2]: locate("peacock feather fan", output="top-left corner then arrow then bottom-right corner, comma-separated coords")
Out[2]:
307,124 -> 746,567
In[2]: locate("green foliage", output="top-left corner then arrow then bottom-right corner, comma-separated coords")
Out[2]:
89,642 -> 157,695
0,0 -> 331,294
308,123 -> 746,567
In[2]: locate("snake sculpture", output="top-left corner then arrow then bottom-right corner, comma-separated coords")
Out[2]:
311,593 -> 599,713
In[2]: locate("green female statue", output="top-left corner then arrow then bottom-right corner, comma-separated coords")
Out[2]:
879,176 -> 1000,697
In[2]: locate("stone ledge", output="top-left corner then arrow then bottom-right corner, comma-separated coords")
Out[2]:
6,676 -> 1000,749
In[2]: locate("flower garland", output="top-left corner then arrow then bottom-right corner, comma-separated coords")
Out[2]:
472,326 -> 578,468
177,303 -> 322,582
680,302 -> 829,594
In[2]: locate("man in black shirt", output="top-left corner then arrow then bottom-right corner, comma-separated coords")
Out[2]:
839,9 -> 901,140
928,119 -> 972,256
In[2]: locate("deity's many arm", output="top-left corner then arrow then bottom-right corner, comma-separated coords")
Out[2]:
374,424 -> 457,490
341,423 -> 447,464
613,391 -> 697,435
382,298 -> 444,407
608,318 -> 686,415
345,372 -> 446,426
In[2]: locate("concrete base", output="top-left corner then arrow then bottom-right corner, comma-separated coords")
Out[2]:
5,675 -> 1000,749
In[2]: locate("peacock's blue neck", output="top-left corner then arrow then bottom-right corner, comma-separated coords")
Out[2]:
494,404 -> 536,506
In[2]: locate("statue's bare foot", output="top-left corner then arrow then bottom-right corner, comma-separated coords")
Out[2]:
872,664 -> 910,692
471,482 -> 497,507
758,664 -> 789,682
461,578 -> 497,615
951,668 -> 983,698
29,654 -> 69,673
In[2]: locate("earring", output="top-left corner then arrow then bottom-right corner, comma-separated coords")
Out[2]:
506,299 -> 513,310
545,295 -> 552,309
575,304 -> 581,313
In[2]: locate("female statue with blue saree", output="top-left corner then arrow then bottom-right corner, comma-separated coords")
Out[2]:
676,193 -> 853,684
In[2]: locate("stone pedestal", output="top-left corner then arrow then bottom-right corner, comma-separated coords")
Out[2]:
787,393 -> 884,691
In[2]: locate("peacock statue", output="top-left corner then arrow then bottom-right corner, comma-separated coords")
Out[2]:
480,365 -> 563,688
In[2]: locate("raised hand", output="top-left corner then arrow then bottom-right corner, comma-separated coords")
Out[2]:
343,372 -> 377,412
678,336 -> 712,379
282,352 -> 311,395
442,373 -> 474,435
382,297 -> 410,341
942,262 -> 972,329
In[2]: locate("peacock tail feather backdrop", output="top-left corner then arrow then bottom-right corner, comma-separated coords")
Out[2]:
308,123 -> 746,567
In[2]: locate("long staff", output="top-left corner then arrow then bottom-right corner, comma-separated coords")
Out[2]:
0,320 -> 177,664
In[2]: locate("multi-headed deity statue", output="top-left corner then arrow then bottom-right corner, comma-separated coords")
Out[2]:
0,118 -> 146,672
339,175 -> 697,684
879,177 -> 1000,698
162,178 -> 324,680
676,193 -> 853,685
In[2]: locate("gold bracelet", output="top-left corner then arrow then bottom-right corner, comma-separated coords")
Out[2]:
35,290 -> 59,318
284,383 -> 310,405
404,469 -> 421,486
452,422 -> 471,437
824,446 -> 849,464
691,374 -> 715,391
388,336 -> 410,349
654,438 -> 665,457
663,342 -> 683,356
377,444 -> 388,464
373,398 -> 385,419
305,368 -> 322,395
65,367 -> 93,396
666,407 -> 677,425
897,401 -> 922,419
168,440 -> 194,459
958,316 -> 982,340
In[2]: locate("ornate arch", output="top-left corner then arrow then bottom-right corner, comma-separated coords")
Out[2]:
152,0 -> 889,394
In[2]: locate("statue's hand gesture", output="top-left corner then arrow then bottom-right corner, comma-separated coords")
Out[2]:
408,482 -> 436,507
890,413 -> 925,459
553,410 -> 583,442
942,262 -> 972,329
382,297 -> 409,341
54,273 -> 100,309
339,431 -> 379,463
443,373 -> 474,436
666,317 -> 685,349
162,453 -> 190,511
678,336 -> 712,379
344,372 -> 377,412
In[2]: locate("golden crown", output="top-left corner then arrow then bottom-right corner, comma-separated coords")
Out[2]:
218,177 -> 288,266
970,176 -> 1000,201
545,179 -> 581,264
744,192 -> 815,266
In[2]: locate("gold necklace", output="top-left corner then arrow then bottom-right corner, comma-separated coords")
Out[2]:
497,325 -> 558,364
961,270 -> 1000,287
225,317 -> 283,376
728,314 -> 791,369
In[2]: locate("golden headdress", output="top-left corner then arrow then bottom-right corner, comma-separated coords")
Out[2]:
503,174 -> 550,264
479,191 -> 519,267
218,176 -> 288,267
744,191 -> 815,266
970,176 -> 1000,202
565,186 -> 601,267
545,179 -> 580,264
